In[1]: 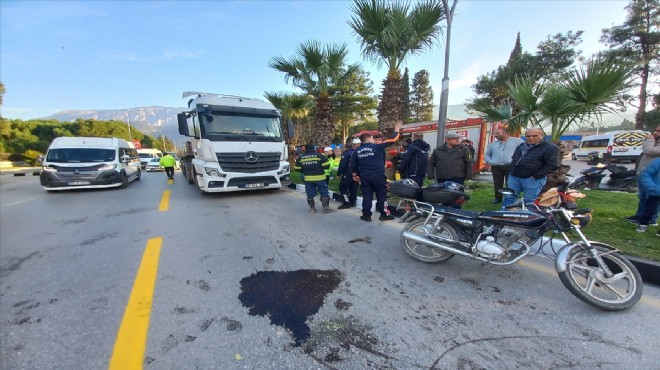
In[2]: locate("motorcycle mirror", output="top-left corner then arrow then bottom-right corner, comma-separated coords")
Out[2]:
498,188 -> 515,196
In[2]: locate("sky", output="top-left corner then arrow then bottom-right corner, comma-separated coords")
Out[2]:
0,0 -> 630,120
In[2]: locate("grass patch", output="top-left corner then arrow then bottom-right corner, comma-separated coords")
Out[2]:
290,174 -> 659,261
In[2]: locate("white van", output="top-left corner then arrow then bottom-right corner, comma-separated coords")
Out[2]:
137,148 -> 163,169
40,137 -> 141,191
573,130 -> 648,162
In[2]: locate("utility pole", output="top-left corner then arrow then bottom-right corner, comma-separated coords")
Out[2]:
435,0 -> 458,148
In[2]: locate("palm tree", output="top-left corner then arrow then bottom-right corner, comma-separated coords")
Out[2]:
476,57 -> 634,190
269,40 -> 353,146
264,92 -> 315,165
477,57 -> 634,142
348,0 -> 444,130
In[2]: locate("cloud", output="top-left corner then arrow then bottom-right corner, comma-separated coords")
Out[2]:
163,49 -> 205,60
99,52 -> 146,63
451,58 -> 488,89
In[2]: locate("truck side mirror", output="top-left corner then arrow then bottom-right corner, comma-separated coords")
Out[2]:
287,119 -> 295,138
178,113 -> 190,136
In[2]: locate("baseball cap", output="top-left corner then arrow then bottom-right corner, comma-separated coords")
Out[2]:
445,132 -> 461,140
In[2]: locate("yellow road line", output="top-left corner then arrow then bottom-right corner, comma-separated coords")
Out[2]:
518,259 -> 660,309
167,178 -> 173,184
158,190 -> 170,211
109,237 -> 163,370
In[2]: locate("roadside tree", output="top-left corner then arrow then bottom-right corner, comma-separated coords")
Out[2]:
349,0 -> 444,130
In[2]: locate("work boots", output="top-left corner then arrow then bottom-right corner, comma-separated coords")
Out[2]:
321,197 -> 334,213
307,198 -> 317,213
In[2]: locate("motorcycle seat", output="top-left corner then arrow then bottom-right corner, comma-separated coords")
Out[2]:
430,204 -> 481,219
610,170 -> 636,179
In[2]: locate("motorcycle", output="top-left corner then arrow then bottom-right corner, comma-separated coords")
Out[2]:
568,160 -> 637,192
393,183 -> 643,311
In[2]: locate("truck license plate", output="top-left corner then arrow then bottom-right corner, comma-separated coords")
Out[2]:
69,181 -> 90,186
245,183 -> 264,188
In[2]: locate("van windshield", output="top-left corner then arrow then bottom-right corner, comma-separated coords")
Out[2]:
46,148 -> 115,163
139,153 -> 155,159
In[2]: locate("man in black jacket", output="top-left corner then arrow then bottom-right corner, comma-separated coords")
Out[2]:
503,128 -> 559,207
429,132 -> 473,185
397,132 -> 430,187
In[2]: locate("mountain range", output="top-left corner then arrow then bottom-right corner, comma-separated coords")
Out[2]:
44,104 -> 635,145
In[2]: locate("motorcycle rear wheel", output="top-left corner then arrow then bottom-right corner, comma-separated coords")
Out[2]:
558,243 -> 642,311
400,218 -> 456,263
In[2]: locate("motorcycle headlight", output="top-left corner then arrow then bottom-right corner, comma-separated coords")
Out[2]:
570,213 -> 593,228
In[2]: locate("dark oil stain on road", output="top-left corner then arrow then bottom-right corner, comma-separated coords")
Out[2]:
238,269 -> 342,346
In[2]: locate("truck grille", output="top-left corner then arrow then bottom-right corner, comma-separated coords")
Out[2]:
216,152 -> 280,173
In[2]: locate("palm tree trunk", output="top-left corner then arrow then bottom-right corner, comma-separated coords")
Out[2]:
316,97 -> 334,146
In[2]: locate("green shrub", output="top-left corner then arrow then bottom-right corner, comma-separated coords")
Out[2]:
23,150 -> 42,166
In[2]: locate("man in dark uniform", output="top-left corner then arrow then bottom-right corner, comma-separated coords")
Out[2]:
350,121 -> 403,222
294,144 -> 334,213
336,140 -> 358,209
397,132 -> 431,187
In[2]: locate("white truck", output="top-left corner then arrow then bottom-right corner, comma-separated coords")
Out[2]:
177,92 -> 292,194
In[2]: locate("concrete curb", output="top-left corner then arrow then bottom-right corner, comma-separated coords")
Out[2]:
287,182 -> 659,286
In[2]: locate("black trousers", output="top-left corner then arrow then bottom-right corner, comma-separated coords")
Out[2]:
165,166 -> 174,178
491,165 -> 510,200
338,175 -> 357,206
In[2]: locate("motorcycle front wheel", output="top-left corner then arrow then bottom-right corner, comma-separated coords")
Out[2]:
558,243 -> 642,311
400,218 -> 457,263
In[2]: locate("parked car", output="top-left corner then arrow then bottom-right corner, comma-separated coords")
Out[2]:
145,158 -> 164,172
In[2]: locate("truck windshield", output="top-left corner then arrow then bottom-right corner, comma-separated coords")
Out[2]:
200,112 -> 282,141
46,148 -> 116,163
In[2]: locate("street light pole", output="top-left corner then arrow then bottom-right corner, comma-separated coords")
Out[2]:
127,111 -> 133,142
435,0 -> 458,148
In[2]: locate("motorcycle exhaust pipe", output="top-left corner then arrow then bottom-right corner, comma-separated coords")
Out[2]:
401,231 -> 489,262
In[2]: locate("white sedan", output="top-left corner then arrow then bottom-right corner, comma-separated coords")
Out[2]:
145,158 -> 164,172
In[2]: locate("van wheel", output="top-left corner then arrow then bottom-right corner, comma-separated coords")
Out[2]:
571,153 -> 577,160
119,172 -> 129,188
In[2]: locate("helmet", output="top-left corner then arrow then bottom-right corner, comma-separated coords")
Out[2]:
443,181 -> 465,192
352,138 -> 361,144
324,147 -> 333,152
401,178 -> 419,188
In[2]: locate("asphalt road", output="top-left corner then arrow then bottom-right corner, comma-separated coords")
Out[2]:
1,170 -> 660,369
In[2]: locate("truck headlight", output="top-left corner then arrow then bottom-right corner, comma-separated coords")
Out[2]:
204,167 -> 224,177
278,164 -> 290,175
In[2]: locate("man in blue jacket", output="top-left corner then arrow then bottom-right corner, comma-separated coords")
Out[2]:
503,128 -> 559,207
635,157 -> 660,235
336,141 -> 358,209
397,132 -> 430,187
350,121 -> 402,222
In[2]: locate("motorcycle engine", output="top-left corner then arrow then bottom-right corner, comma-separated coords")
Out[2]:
475,226 -> 524,259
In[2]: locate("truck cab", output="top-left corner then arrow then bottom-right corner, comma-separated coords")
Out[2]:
177,92 -> 292,194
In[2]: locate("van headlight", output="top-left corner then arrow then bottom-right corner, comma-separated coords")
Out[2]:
42,165 -> 57,172
99,164 -> 117,171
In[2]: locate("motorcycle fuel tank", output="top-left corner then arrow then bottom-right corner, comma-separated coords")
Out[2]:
478,210 -> 548,228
